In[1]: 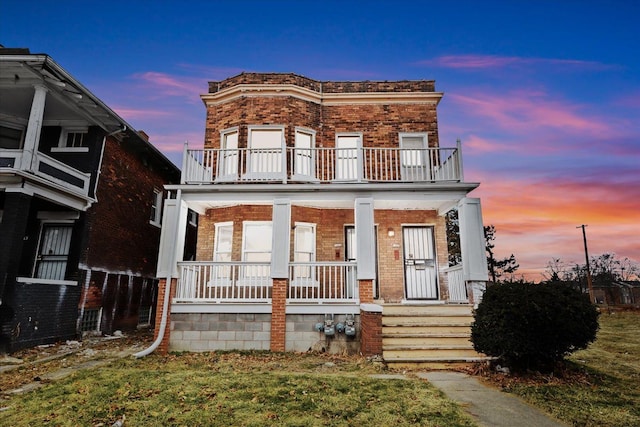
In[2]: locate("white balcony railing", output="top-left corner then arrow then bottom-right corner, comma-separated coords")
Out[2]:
175,261 -> 358,304
181,146 -> 463,184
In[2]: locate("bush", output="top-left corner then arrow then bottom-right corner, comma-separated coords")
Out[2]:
471,281 -> 599,372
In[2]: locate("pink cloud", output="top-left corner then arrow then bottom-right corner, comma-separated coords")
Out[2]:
111,106 -> 173,120
462,134 -> 515,154
448,90 -> 612,141
418,54 -> 616,71
131,72 -> 206,99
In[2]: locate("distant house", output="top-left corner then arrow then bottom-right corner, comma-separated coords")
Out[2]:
593,280 -> 640,307
0,47 -> 181,352
151,73 -> 490,365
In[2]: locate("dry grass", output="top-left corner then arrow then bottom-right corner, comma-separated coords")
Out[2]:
479,311 -> 640,427
1,351 -> 478,426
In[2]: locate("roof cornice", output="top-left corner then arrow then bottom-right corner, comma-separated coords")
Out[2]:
201,84 -> 443,107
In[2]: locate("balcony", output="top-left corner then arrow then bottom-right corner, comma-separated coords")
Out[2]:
0,149 -> 91,197
181,145 -> 463,184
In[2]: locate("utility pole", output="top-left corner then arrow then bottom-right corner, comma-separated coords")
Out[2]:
578,225 -> 595,304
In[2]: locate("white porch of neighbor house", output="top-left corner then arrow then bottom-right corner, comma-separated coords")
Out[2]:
153,189 -> 488,356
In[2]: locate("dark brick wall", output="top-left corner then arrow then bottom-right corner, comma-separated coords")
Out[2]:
83,136 -> 168,276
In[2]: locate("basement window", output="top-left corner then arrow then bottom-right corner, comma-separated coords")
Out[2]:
138,306 -> 153,327
80,308 -> 102,332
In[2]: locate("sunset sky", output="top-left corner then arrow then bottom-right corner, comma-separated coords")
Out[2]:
2,0 -> 638,280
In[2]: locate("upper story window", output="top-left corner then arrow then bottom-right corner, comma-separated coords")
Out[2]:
293,127 -> 316,180
0,123 -> 24,149
247,126 -> 285,178
218,127 -> 239,180
52,127 -> 89,153
150,189 -> 163,227
399,133 -> 428,180
335,133 -> 362,181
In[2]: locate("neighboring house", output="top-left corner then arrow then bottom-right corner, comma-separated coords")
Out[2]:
0,47 -> 180,352
153,73 -> 489,364
593,281 -> 640,307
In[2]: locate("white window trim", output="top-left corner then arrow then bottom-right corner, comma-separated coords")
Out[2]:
245,125 -> 286,180
208,221 -> 234,288
291,222 -> 318,288
52,127 -> 89,153
213,221 -> 234,261
334,132 -> 363,182
292,127 -> 318,182
149,189 -> 163,227
239,220 -> 273,287
216,127 -> 239,182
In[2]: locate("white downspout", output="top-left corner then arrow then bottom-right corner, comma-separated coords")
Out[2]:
133,189 -> 182,358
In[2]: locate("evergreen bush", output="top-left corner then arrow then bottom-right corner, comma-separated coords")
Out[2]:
471,281 -> 599,372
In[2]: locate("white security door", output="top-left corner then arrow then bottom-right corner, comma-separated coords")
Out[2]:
34,224 -> 73,280
403,226 -> 438,299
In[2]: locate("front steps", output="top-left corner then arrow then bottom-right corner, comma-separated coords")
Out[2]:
382,303 -> 490,369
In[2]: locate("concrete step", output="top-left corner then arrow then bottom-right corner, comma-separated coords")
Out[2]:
383,347 -> 482,359
383,304 -> 473,317
383,336 -> 472,347
382,316 -> 473,326
382,325 -> 471,335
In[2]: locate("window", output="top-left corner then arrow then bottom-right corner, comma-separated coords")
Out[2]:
247,126 -> 284,177
400,133 -> 428,180
0,124 -> 24,149
218,128 -> 238,180
53,127 -> 89,152
138,306 -> 152,327
335,134 -> 361,181
150,189 -> 162,226
213,222 -> 233,262
34,223 -> 73,280
242,221 -> 272,262
293,222 -> 316,283
294,128 -> 316,179
80,308 -> 102,332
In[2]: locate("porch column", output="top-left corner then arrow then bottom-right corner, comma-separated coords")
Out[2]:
355,198 -> 375,302
458,198 -> 489,305
20,84 -> 48,171
270,199 -> 290,352
156,194 -> 188,278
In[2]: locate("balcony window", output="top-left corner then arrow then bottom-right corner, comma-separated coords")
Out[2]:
335,134 -> 361,181
247,126 -> 284,179
292,222 -> 316,284
217,128 -> 238,180
241,221 -> 272,285
400,133 -> 428,181
293,128 -> 316,180
52,127 -> 89,153
213,222 -> 233,262
0,123 -> 24,149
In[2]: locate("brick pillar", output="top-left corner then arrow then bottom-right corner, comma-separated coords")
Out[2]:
359,279 -> 374,303
270,278 -> 287,352
360,304 -> 383,356
153,278 -> 176,354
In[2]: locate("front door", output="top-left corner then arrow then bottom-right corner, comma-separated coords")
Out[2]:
403,226 -> 438,299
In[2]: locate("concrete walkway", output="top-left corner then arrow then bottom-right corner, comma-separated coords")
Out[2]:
420,371 -> 567,427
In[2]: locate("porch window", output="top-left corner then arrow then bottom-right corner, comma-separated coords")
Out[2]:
247,126 -> 284,178
34,223 -> 73,281
293,128 -> 316,180
241,221 -> 272,285
213,222 -> 233,262
0,123 -> 24,149
335,134 -> 361,181
400,133 -> 428,180
218,128 -> 239,180
292,222 -> 316,284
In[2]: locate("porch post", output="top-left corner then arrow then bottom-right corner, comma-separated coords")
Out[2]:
458,198 -> 489,306
20,84 -> 48,171
270,199 -> 291,351
355,198 -> 375,302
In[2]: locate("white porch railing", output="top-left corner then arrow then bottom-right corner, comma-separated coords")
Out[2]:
181,146 -> 462,184
445,264 -> 468,303
174,261 -> 358,304
288,262 -> 358,303
176,262 -> 272,303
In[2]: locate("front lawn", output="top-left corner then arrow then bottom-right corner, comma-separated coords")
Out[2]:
1,352 -> 477,426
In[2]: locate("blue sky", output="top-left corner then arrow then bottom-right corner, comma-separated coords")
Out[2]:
2,0 -> 639,279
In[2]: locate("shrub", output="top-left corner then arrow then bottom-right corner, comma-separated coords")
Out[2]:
471,281 -> 599,372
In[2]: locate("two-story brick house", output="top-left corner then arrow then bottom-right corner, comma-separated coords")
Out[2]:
147,73 -> 488,365
0,47 -> 180,352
